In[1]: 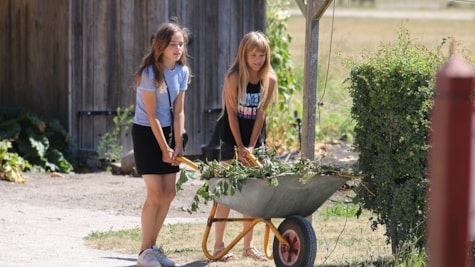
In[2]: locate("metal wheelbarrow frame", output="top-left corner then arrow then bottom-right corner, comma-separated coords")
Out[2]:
201,173 -> 349,267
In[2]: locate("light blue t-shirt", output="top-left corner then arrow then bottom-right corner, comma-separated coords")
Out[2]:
133,64 -> 189,127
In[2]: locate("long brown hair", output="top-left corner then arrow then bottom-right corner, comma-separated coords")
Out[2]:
132,22 -> 191,93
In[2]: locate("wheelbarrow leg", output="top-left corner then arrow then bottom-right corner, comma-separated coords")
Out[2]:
202,201 -> 282,261
264,222 -> 274,259
202,201 -> 225,260
201,201 -> 255,260
263,219 -> 290,260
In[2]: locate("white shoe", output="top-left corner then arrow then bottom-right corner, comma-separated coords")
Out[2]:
152,245 -> 175,267
137,248 -> 161,267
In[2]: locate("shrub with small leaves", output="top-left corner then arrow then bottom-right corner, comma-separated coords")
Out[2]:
345,28 -> 447,254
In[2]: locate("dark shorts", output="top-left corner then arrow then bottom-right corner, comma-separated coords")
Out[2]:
220,141 -> 236,161
132,123 -> 179,175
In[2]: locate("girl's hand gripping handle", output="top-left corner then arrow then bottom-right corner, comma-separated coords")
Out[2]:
176,156 -> 200,171
246,153 -> 262,167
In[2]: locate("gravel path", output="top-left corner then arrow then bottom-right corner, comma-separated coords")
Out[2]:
0,172 -> 208,267
1,203 -> 140,267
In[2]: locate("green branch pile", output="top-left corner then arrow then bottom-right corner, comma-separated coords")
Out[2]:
176,150 -> 359,213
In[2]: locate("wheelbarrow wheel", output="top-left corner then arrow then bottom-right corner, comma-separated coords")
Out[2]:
272,215 -> 317,267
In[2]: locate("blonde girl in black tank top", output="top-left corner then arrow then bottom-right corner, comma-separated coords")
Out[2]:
213,31 -> 278,262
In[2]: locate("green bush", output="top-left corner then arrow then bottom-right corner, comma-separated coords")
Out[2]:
346,28 -> 446,254
0,108 -> 74,173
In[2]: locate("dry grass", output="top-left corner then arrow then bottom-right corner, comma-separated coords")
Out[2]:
284,9 -> 474,141
288,11 -> 475,80
85,192 -> 393,266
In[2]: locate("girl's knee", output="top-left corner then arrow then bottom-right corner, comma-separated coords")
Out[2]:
147,190 -> 175,205
154,193 -> 174,207
164,190 -> 176,203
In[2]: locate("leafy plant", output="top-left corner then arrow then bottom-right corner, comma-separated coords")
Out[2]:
97,105 -> 134,162
0,109 -> 74,173
0,139 -> 31,183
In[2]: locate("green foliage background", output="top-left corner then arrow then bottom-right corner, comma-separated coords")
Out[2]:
346,28 -> 448,254
266,0 -> 303,153
0,109 -> 74,176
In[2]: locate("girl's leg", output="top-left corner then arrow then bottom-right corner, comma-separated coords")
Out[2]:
214,158 -> 233,251
243,214 -> 253,248
140,173 -> 177,251
213,204 -> 231,251
242,214 -> 266,261
151,173 -> 176,245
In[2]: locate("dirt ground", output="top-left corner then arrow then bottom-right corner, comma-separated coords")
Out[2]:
4,167 -> 210,220
2,142 -> 357,220
0,142 -> 357,266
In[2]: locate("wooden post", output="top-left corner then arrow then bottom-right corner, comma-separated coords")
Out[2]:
428,56 -> 475,267
294,0 -> 333,230
302,9 -> 319,160
295,0 -> 333,160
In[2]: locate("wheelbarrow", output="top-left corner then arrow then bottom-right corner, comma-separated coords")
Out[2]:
177,156 -> 349,267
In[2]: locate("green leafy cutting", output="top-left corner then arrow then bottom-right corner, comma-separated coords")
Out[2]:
176,149 -> 361,214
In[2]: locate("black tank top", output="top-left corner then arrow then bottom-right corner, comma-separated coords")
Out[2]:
220,82 -> 264,147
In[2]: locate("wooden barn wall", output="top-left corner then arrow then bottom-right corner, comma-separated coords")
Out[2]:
73,0 -> 266,157
71,0 -> 169,157
0,0 -> 69,124
167,0 -> 267,156
1,0 -> 266,160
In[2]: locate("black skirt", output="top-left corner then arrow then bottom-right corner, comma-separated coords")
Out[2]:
132,123 -> 179,175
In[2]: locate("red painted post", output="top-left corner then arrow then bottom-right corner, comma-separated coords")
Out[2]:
428,56 -> 475,267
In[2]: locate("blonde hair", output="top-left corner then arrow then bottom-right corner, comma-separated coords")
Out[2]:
227,31 -> 275,109
132,22 -> 191,93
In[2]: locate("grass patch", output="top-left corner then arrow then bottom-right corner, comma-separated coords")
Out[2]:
84,227 -> 142,254
84,191 -> 396,266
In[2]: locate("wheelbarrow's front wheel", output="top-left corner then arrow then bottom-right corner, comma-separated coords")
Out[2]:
273,215 -> 317,267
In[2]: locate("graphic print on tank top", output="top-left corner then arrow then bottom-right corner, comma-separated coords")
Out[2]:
238,83 -> 260,120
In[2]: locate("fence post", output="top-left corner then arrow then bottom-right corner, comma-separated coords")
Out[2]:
428,56 -> 475,267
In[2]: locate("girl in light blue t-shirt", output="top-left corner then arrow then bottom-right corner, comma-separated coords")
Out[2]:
131,22 -> 191,267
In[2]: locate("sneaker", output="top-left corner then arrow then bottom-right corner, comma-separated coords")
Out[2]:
137,248 -> 161,267
152,245 -> 175,267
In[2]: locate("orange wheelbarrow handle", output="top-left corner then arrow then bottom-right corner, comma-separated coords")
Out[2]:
246,153 -> 262,167
176,156 -> 200,171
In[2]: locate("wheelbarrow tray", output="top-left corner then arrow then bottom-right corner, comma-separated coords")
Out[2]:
209,173 -> 348,218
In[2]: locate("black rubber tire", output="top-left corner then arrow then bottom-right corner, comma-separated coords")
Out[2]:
272,215 -> 317,267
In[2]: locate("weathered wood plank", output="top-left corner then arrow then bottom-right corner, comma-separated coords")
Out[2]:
1,0 -> 267,158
